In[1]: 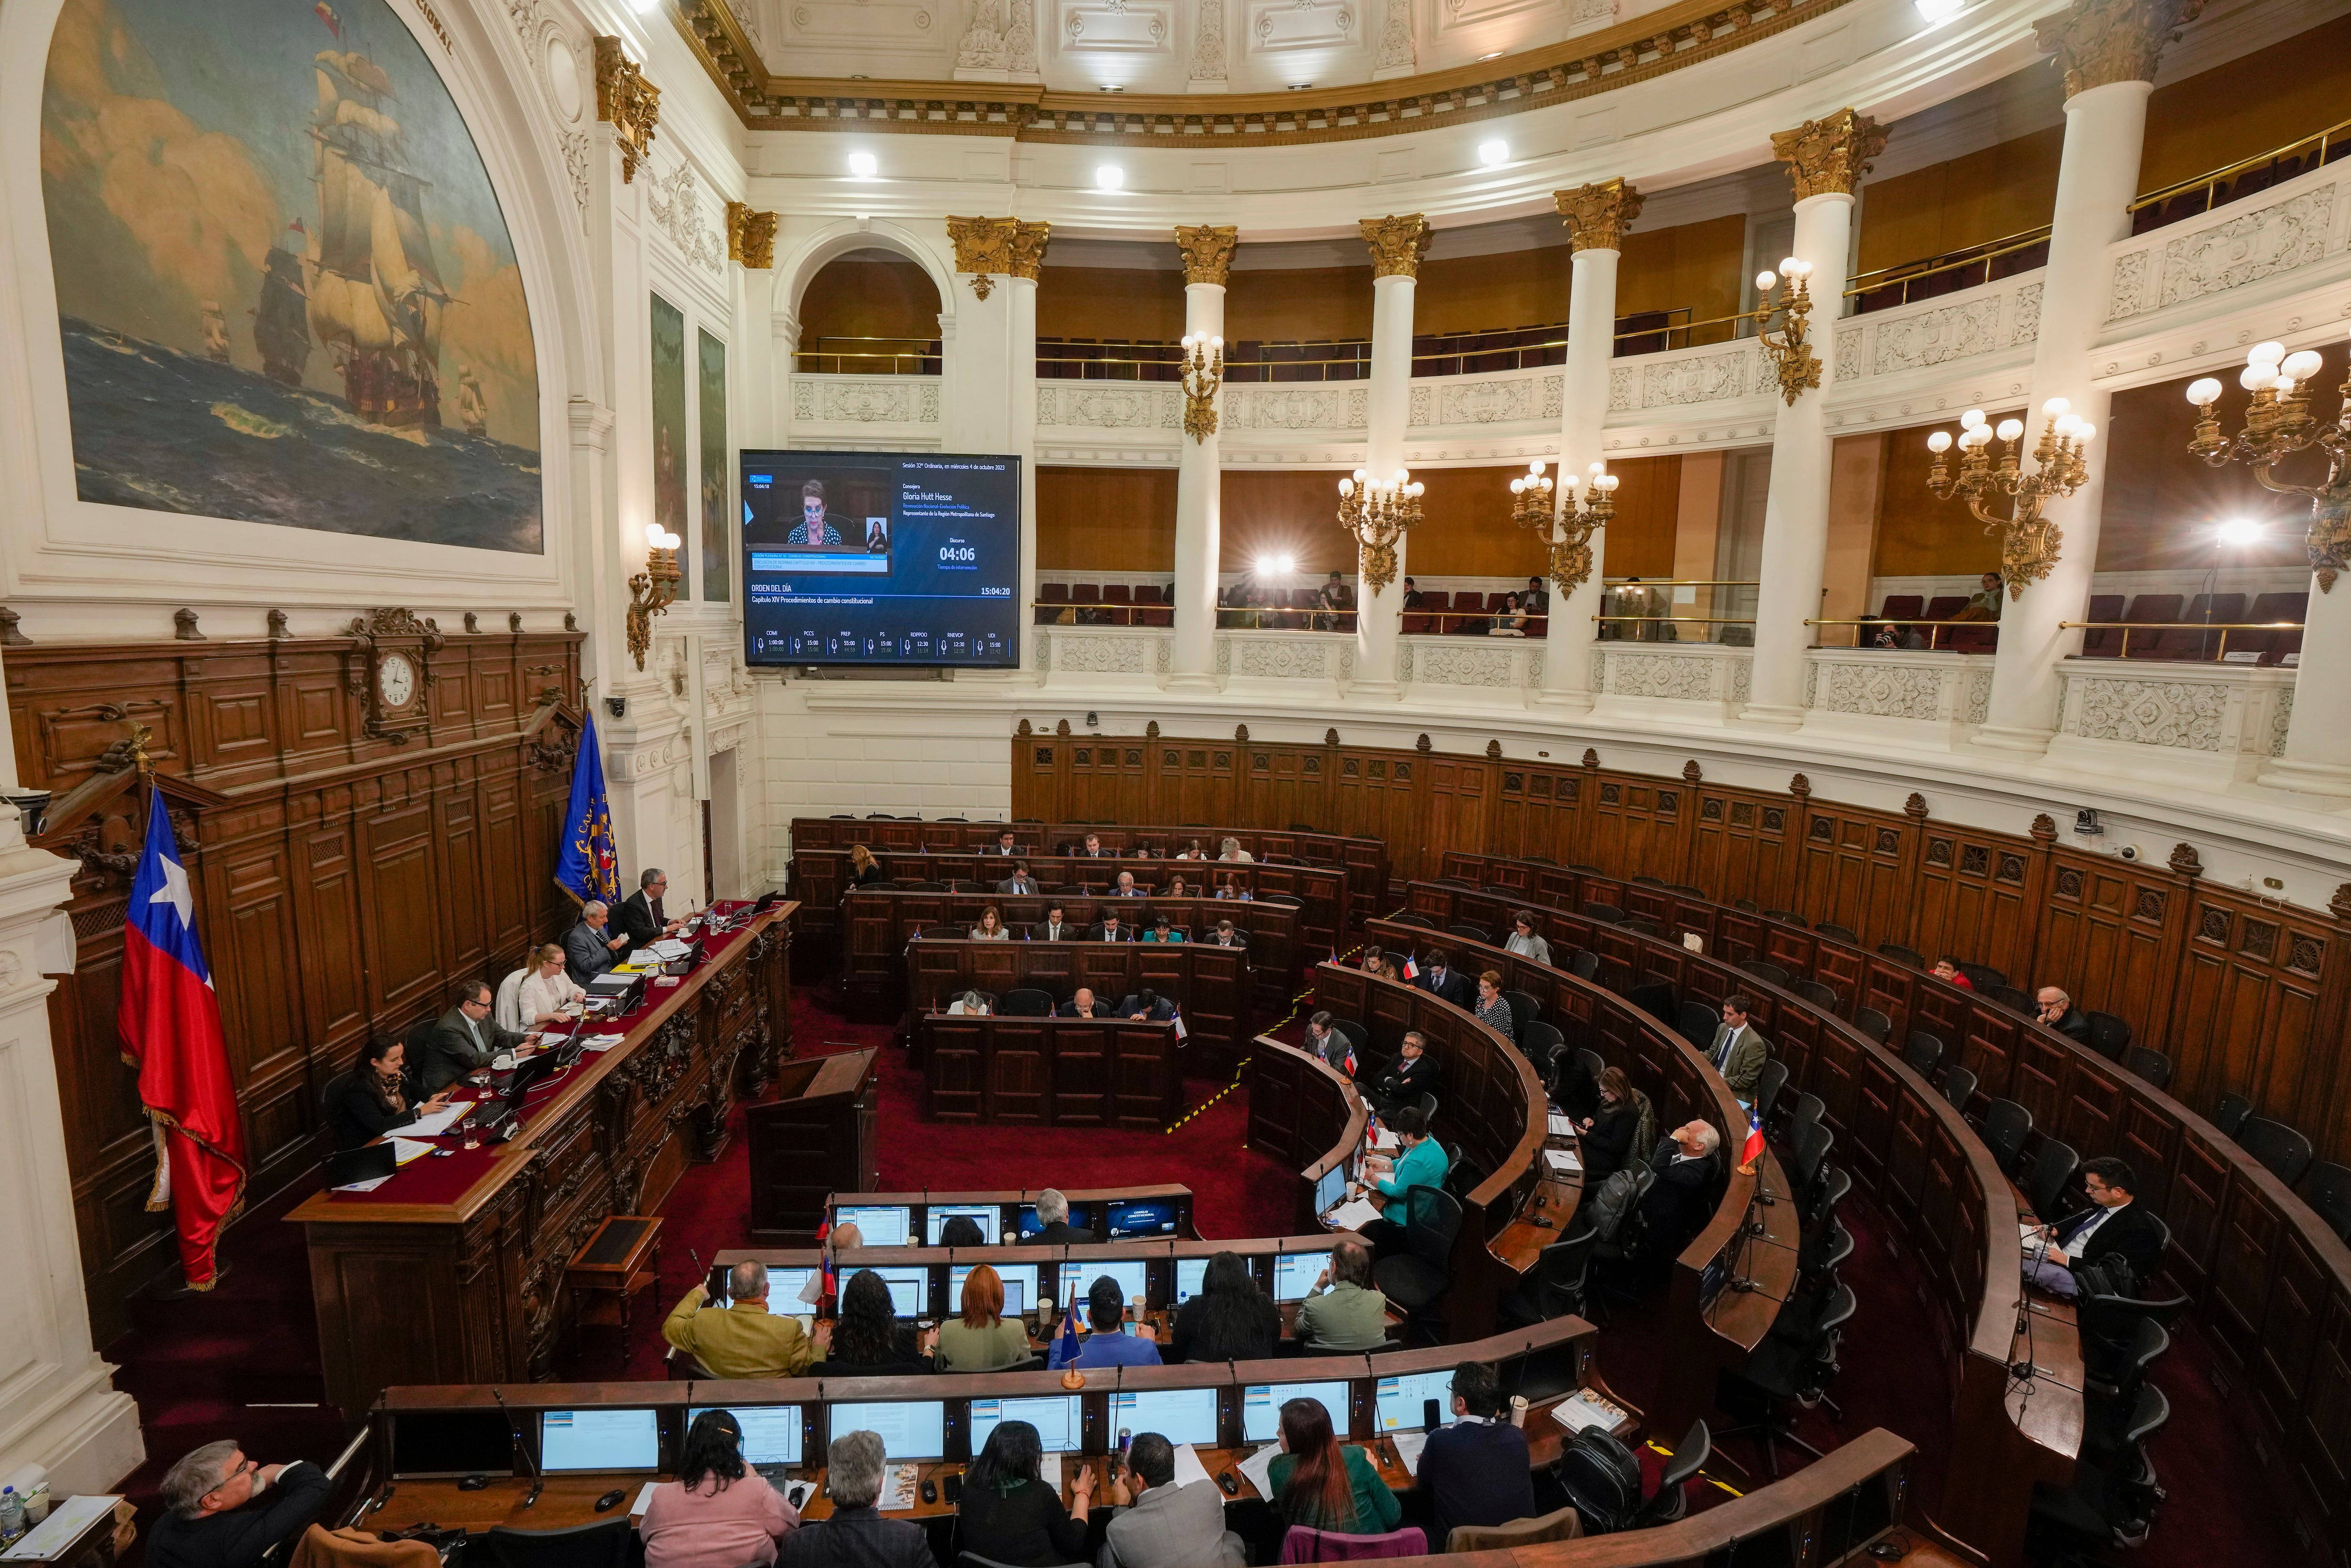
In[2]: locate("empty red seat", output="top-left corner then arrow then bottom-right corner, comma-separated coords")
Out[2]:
2120,593 -> 2184,658
2079,594 -> 2126,657
1921,595 -> 1966,648
2236,591 -> 2307,662
2150,593 -> 2244,661
1037,582 -> 1071,624
1133,584 -> 1172,627
1101,583 -> 1133,627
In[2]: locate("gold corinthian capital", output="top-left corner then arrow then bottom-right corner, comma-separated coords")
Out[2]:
1770,108 -> 1890,201
2032,0 -> 2204,97
946,216 -> 1024,299
1175,225 -> 1240,286
1008,221 -> 1052,281
1359,215 -> 1433,279
1554,178 -> 1645,253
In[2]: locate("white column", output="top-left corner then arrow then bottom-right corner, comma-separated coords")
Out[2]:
2266,542 -> 2351,792
1007,268 -> 1041,678
1354,216 -> 1427,700
1539,180 -> 1641,708
1742,191 -> 1854,728
941,221 -> 1027,670
1975,79 -> 2152,752
1171,227 -> 1237,690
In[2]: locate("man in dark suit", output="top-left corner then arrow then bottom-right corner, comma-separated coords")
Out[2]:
1019,1189 -> 1098,1245
1634,1121 -> 1721,1259
1706,995 -> 1769,1105
1302,1012 -> 1350,1074
1369,1028 -> 1443,1118
1118,988 -> 1176,1022
781,1431 -> 933,1568
1061,987 -> 1108,1019
565,900 -> 629,985
148,1440 -> 332,1568
1207,919 -> 1247,948
1092,911 -> 1134,942
1079,832 -> 1110,858
2036,986 -> 2092,1045
1416,949 -> 1474,1009
988,829 -> 1021,857
619,867 -> 684,948
2026,1156 -> 2163,1298
998,863 -> 1040,895
1033,903 -> 1075,942
1110,870 -> 1145,897
417,979 -> 529,1092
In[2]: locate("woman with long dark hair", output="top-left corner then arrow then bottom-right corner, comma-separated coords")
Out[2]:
637,1408 -> 799,1568
1265,1399 -> 1398,1537
956,1419 -> 1095,1566
813,1269 -> 932,1374
326,1036 -> 449,1151
1167,1251 -> 1279,1363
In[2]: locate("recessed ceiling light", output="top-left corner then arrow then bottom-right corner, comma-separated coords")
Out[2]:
850,73 -> 869,80
1096,165 -> 1125,190
1288,82 -> 1313,90
847,150 -> 878,178
1478,139 -> 1509,166
1914,0 -> 1963,18
1098,84 -> 1123,92
1478,50 -> 1504,61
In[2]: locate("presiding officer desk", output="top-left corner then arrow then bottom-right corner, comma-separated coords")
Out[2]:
289,900 -> 798,1417
1374,890 -> 2070,1568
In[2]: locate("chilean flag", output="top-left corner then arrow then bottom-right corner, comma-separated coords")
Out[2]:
1739,1109 -> 1766,1172
118,802 -> 245,1290
1401,953 -> 1419,980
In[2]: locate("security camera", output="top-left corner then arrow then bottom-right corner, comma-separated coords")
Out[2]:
1084,710 -> 1100,729
2073,808 -> 2102,836
2115,843 -> 2142,862
605,696 -> 626,719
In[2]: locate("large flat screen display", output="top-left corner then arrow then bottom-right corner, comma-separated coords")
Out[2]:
741,450 -> 1019,667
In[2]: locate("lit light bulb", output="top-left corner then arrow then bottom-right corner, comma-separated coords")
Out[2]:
2042,396 -> 2069,418
1596,474 -> 1618,492
1095,165 -> 1124,190
2282,349 -> 2322,380
1996,418 -> 2023,441
1756,270 -> 1777,292
2248,340 -> 2285,367
646,522 -> 664,545
2185,378 -> 2222,407
1352,469 -> 1367,482
1779,256 -> 1800,276
2240,364 -> 2274,391
847,150 -> 879,178
1407,482 -> 1424,497
1478,139 -> 1509,167
1926,431 -> 1953,454
1510,478 -> 1525,494
1278,555 -> 1296,573
1962,408 -> 1986,429
2074,422 -> 2096,443
1529,460 -> 1546,476
1209,335 -> 1223,349
1589,461 -> 1607,475
2217,517 -> 2265,548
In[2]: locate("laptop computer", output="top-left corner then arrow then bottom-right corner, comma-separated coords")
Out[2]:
326,1143 -> 397,1189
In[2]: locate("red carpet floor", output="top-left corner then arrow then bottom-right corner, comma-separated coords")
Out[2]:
91,956 -> 2301,1567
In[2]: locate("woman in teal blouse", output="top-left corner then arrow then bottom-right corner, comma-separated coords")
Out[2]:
1266,1398 -> 1400,1538
1362,1103 -> 1449,1225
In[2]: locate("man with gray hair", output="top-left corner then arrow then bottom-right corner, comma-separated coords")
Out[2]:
566,898 -> 629,986
2036,985 -> 2091,1045
1019,1188 -> 1097,1246
1099,1431 -> 1246,1568
147,1439 -> 330,1568
1636,1120 -> 1724,1260
621,866 -> 686,948
780,1430 -> 934,1568
663,1258 -> 829,1378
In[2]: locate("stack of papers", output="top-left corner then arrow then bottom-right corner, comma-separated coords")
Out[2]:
1388,1430 -> 1429,1477
1551,1389 -> 1628,1434
1325,1196 -> 1384,1232
649,938 -> 692,960
1235,1444 -> 1281,1500
1,1495 -> 122,1561
1038,1455 -> 1063,1492
584,1033 -> 627,1052
1169,1444 -> 1213,1489
1371,1126 -> 1400,1151
1547,1113 -> 1578,1138
1544,1150 -> 1583,1175
390,1137 -> 434,1166
406,1102 -> 472,1137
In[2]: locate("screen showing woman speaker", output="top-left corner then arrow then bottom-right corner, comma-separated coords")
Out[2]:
740,451 -> 1020,667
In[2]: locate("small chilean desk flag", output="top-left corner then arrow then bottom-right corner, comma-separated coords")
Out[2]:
118,799 -> 245,1290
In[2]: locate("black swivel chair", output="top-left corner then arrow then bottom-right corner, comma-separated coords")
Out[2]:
1901,1030 -> 1944,1080
1629,982 -> 1676,1022
2027,1383 -> 2170,1552
1584,901 -> 1629,924
474,1520 -> 634,1568
1391,913 -> 1438,931
1878,942 -> 1925,967
1814,923 -> 1859,944
2122,1047 -> 2172,1089
2026,1138 -> 2080,1221
1676,1000 -> 1720,1052
1503,989 -> 1544,1030
1751,1059 -> 1790,1130
1784,1092 -> 1825,1150
1568,949 -> 1601,981
999,988 -> 1055,1017
2085,1010 -> 2132,1062
1980,1097 -> 2033,1177
1956,961 -> 2008,990
1940,1065 -> 1978,1114
1792,978 -> 1841,1011
1373,1185 -> 1463,1344
1736,958 -> 1791,989
2303,1161 -> 2351,1243
1448,922 -> 1493,945
1984,983 -> 2035,1015
1712,1284 -> 1856,1477
1498,1230 -> 1596,1329
1632,1420 -> 1712,1528
1791,1121 -> 1834,1204
1761,909 -> 1808,928
2212,1093 -> 2252,1140
1519,1019 -> 1565,1072
1853,1007 -> 1892,1044
2237,1116 -> 2314,1186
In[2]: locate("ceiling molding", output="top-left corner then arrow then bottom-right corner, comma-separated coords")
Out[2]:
670,0 -> 1862,146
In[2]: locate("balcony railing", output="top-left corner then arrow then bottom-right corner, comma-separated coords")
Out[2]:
1846,227 -> 2051,315
2058,619 -> 2305,663
1807,616 -> 1999,652
793,336 -> 941,375
2128,114 -> 2351,235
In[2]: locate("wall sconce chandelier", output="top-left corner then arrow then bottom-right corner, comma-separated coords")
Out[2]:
1180,332 -> 1223,443
627,521 -> 683,670
1925,402 -> 2093,598
1550,464 -> 1619,593
2185,331 -> 2351,591
1507,461 -> 1553,530
1755,257 -> 1821,407
1336,466 -> 1423,595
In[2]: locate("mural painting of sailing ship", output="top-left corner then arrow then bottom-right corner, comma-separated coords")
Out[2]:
39,0 -> 541,551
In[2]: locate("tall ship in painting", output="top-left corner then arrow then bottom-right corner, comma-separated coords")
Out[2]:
306,44 -> 449,428
253,232 -> 312,386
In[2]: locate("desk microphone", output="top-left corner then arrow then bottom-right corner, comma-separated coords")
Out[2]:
492,1387 -> 544,1508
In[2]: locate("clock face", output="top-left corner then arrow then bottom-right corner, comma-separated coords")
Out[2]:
378,652 -> 417,709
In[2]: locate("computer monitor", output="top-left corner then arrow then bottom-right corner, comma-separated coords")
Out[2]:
1271,1252 -> 1330,1304
925,1205 -> 1002,1246
1174,1257 -> 1209,1305
1057,1259 -> 1149,1311
1104,1199 -> 1179,1240
834,1205 -> 913,1247
768,1267 -> 818,1307
970,1395 -> 1083,1455
1312,1165 -> 1346,1214
1112,1387 -> 1220,1449
539,1409 -> 662,1473
391,1411 -> 513,1478
951,1263 -> 1039,1318
1374,1370 -> 1462,1432
857,1265 -> 929,1318
1241,1381 -> 1350,1445
829,1401 -> 948,1460
690,1406 -> 805,1467
1016,1202 -> 1093,1237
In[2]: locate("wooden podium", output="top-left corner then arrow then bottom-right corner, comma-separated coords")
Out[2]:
749,1049 -> 880,1245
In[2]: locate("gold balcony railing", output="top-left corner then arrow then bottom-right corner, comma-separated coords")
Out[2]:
1806,615 -> 1999,651
793,336 -> 941,374
1845,226 -> 2052,312
2056,619 -> 2305,661
2128,114 -> 2351,229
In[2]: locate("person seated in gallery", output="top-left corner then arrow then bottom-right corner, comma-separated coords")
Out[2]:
1265,1398 -> 1399,1540
2023,1157 -> 2163,1299
956,1418 -> 1097,1568
1217,836 -> 1254,863
779,1432 -> 928,1568
148,1439 -> 331,1568
1079,832 -> 1111,858
1414,949 -> 1473,1008
1061,987 -> 1110,1020
2037,985 -> 2092,1044
664,1260 -> 828,1379
1930,956 -> 1973,989
1415,1361 -> 1535,1545
934,1263 -> 1035,1372
989,829 -> 1022,857
1575,1067 -> 1649,1185
970,906 -> 1011,940
1523,575 -> 1551,616
845,844 -> 888,889
1313,570 -> 1354,630
1165,1250 -> 1280,1364
638,1408 -> 801,1568
1634,1122 -> 1722,1259
1021,1189 -> 1097,1246
997,863 -> 1041,896
1175,839 -> 1208,860
326,1036 -> 451,1152
1401,576 -> 1425,609
1091,910 -> 1135,942
1142,914 -> 1185,943
1488,593 -> 1529,636
1206,918 -> 1247,948
1302,1012 -> 1351,1075
1504,912 -> 1552,965
1953,570 -> 2004,622
810,1269 -> 933,1376
944,989 -> 991,1016
508,942 -> 585,1030
1098,1432 -> 1247,1568
1118,987 -> 1177,1023
1111,870 -> 1145,897
1367,1029 -> 1442,1119
1292,1237 -> 1389,1353
1032,903 -> 1077,942
1161,873 -> 1191,899
1212,874 -> 1252,901
1048,1275 -> 1162,1370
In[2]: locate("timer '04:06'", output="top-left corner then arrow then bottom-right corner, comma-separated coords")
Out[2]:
939,545 -> 978,563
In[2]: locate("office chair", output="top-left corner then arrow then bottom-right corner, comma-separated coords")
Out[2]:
1784,1091 -> 1825,1150
1734,898 -> 1760,913
1853,1006 -> 1892,1044
1568,862 -> 1604,875
2238,1116 -> 2313,1186
1372,1185 -> 1462,1344
1329,1018 -> 1369,1056
1980,1097 -> 2032,1177
2303,1161 -> 2351,1243
1417,1091 -> 1439,1127
1791,1121 -> 1834,1202
1711,1283 -> 1856,1477
2121,1047 -> 2172,1089
2027,1383 -> 2170,1552
1580,1165 -> 1657,1325
2085,1010 -> 2132,1062
1445,1508 -> 1585,1553
1622,917 -> 1661,937
1498,1230 -> 1596,1328
1583,901 -> 1628,924
1736,957 -> 1790,988
1939,1065 -> 1978,1113
1901,1030 -> 1943,1080
1447,922 -> 1492,944
999,988 -> 1055,1017
1568,949 -> 1602,981
2212,1093 -> 2252,1140
1984,983 -> 2035,1015
1632,1420 -> 1712,1527
1814,923 -> 1858,944
2026,1138 -> 2080,1222
1574,1046 -> 1607,1097
1792,978 -> 1841,1012
1751,1058 -> 1790,1130
2082,1316 -> 2170,1405
1803,1165 -> 1851,1230
1278,1527 -> 1428,1563
1519,1019 -> 1565,1072
1877,942 -> 1925,967
1503,989 -> 1543,1027
1956,961 -> 2008,990
1628,982 -> 1675,1023
1438,876 -> 1480,890
1676,999 -> 1720,1052
1390,913 -> 1437,930
474,1520 -> 633,1568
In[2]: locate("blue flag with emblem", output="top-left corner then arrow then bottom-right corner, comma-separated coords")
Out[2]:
555,714 -> 621,905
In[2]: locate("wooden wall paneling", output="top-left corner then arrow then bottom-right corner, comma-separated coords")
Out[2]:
1024,736 -> 1066,824
2168,879 -> 2334,1126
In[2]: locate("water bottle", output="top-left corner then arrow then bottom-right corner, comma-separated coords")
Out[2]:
0,1485 -> 25,1543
